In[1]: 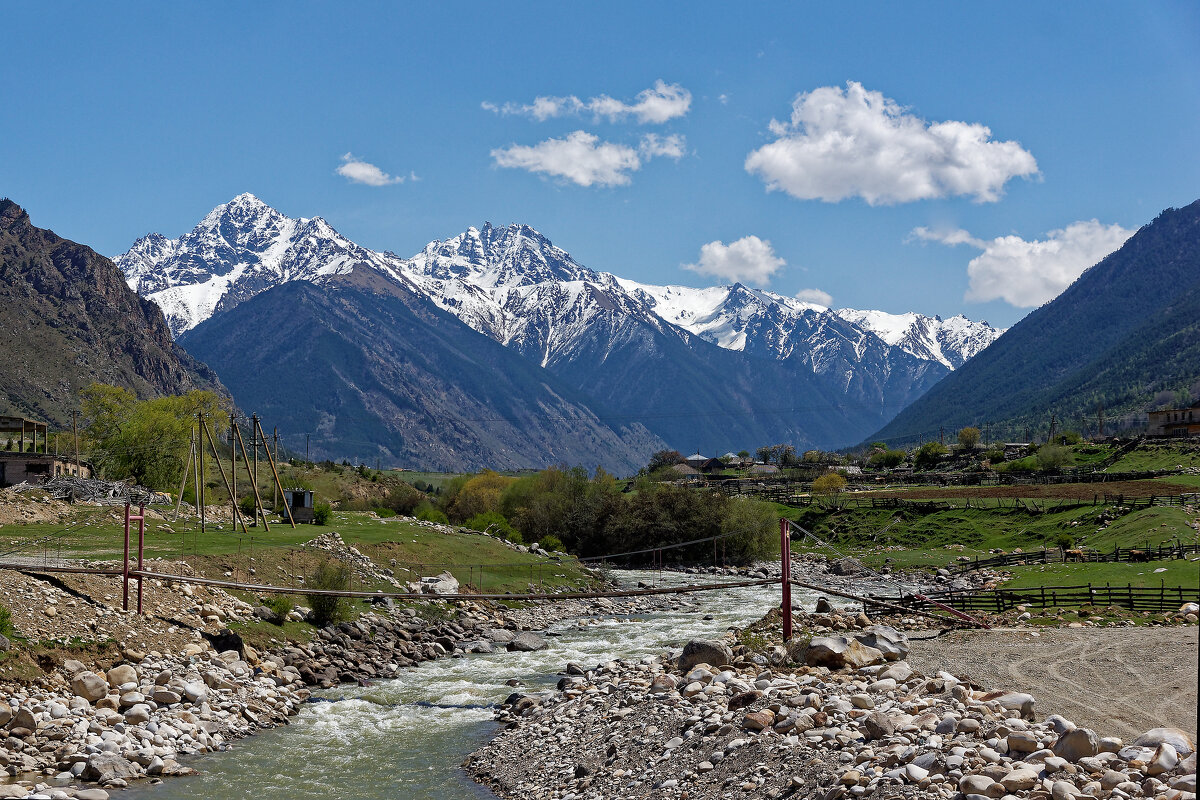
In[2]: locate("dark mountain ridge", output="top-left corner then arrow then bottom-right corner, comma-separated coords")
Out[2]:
178,270 -> 664,473
0,199 -> 222,425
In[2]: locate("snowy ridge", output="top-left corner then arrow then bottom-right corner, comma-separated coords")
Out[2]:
115,193 -> 409,335
116,194 -> 1002,377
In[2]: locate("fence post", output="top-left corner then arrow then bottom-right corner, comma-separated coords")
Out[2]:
136,505 -> 145,615
780,518 -> 792,642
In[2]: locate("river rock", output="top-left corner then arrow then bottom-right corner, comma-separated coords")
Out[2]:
804,636 -> 885,669
106,663 -> 137,687
82,752 -> 140,783
1131,727 -> 1194,756
677,639 -> 732,671
863,710 -> 896,740
420,571 -> 460,595
854,626 -> 909,661
69,671 -> 108,703
507,632 -> 547,652
1054,728 -> 1099,761
1146,742 -> 1179,776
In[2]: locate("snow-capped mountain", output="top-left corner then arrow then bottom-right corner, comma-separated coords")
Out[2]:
117,194 -> 1005,453
622,281 -> 1000,369
117,193 -> 408,336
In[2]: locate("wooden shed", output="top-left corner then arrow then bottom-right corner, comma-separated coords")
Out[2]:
282,488 -> 316,523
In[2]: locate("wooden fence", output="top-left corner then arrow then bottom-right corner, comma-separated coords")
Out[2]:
866,583 -> 1200,616
955,543 -> 1200,573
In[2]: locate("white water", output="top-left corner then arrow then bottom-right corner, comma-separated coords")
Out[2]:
130,572 -> 806,799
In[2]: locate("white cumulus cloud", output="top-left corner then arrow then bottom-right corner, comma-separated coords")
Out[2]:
911,220 -> 1134,307
794,288 -> 833,307
483,80 -> 691,124
336,153 -> 405,186
491,131 -> 684,187
745,82 -> 1039,205
683,236 -> 785,286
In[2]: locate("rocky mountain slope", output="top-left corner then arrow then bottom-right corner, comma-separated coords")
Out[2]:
178,269 -> 663,472
870,199 -> 1200,446
0,199 -> 221,425
119,195 -> 1003,453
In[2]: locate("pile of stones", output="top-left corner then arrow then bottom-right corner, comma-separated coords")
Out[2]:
0,642 -> 308,798
467,636 -> 1196,800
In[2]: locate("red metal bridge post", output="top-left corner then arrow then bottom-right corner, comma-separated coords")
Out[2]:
780,518 -> 792,642
122,504 -> 131,612
136,504 -> 145,615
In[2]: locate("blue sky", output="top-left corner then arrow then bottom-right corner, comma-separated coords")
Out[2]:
3,2 -> 1198,327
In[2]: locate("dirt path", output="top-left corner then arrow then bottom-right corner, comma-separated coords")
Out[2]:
908,626 -> 1198,741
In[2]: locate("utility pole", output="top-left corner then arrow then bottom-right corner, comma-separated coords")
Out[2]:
1048,413 -> 1057,444
1098,402 -> 1105,438
197,412 -> 206,535
272,426 -> 279,514
305,434 -> 310,463
252,414 -> 261,525
230,414 -> 237,515
939,426 -> 944,445
72,410 -> 79,476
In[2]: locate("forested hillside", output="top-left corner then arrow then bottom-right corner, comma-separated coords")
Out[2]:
869,200 -> 1200,445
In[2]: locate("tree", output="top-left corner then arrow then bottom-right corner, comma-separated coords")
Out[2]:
868,449 -> 905,469
957,427 -> 981,450
80,384 -> 225,489
913,441 -> 948,470
737,450 -> 750,459
812,472 -> 848,507
755,445 -> 776,464
646,450 -> 684,472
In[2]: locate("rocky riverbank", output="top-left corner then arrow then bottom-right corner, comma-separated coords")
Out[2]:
0,639 -> 308,799
466,628 -> 1197,800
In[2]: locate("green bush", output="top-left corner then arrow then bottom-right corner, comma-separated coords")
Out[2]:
538,533 -> 565,552
238,494 -> 257,516
313,502 -> 332,525
1037,445 -> 1073,471
1054,533 -> 1076,549
305,561 -> 351,627
263,595 -> 293,625
372,507 -> 397,518
913,441 -> 949,470
415,502 -> 449,524
0,604 -> 14,638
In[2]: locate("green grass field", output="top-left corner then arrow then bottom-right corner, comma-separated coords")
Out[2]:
1002,559 -> 1200,590
0,509 -> 594,595
1106,443 -> 1200,472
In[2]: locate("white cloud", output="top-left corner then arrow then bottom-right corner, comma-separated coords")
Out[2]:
491,131 -> 641,187
683,236 -> 785,286
912,220 -> 1134,307
794,288 -> 833,307
483,80 -> 691,124
638,133 -> 686,159
336,153 -> 405,186
491,131 -> 684,187
745,82 -> 1039,205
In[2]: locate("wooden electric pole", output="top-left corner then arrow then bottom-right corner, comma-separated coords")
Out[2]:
252,414 -> 260,525
73,410 -> 79,476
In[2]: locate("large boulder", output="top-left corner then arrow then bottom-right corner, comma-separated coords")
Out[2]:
677,639 -> 733,671
1053,728 -> 1100,762
803,636 -> 885,669
854,626 -> 909,661
1132,727 -> 1194,756
829,557 -> 865,576
420,571 -> 460,595
71,672 -> 110,704
105,664 -> 137,688
82,752 -> 140,783
506,632 -> 547,652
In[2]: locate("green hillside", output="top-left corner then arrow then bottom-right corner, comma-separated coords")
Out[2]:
869,200 -> 1200,446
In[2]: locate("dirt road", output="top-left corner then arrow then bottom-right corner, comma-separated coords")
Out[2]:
909,625 -> 1198,741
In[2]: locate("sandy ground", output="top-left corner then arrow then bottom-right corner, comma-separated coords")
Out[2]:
909,625 -> 1198,742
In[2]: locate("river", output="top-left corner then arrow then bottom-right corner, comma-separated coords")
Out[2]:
125,571 -> 809,800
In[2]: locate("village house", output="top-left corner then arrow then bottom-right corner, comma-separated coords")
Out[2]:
0,415 -> 92,487
684,453 -> 726,474
1004,442 -> 1032,459
1147,403 -> 1200,438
